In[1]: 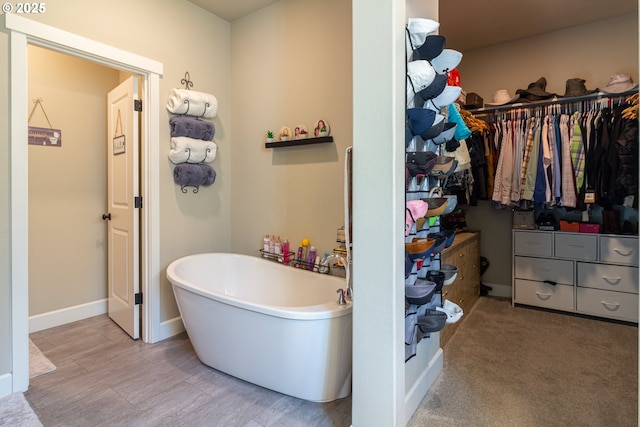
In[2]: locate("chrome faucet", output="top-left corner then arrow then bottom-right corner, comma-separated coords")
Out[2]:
325,254 -> 352,301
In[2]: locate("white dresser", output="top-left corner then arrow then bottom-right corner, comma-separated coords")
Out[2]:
512,230 -> 639,323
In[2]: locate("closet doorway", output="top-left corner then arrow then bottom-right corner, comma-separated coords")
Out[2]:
27,46 -> 141,339
5,13 -> 162,394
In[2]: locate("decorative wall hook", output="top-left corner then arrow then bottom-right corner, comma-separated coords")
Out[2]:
181,72 -> 193,90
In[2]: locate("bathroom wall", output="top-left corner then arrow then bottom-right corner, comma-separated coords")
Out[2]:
229,0 -> 352,258
27,45 -> 120,316
0,0 -> 233,328
453,13 -> 639,295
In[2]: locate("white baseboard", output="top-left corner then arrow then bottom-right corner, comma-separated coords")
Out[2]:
158,316 -> 185,341
405,347 -> 444,421
0,373 -> 12,398
485,282 -> 512,298
29,299 -> 107,333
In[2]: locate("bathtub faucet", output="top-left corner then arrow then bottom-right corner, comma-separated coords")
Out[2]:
325,254 -> 352,301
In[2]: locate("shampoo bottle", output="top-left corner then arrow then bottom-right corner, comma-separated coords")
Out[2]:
307,246 -> 317,271
282,238 -> 290,264
262,235 -> 270,257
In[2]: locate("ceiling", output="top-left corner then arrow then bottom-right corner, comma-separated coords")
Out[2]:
188,0 -> 638,51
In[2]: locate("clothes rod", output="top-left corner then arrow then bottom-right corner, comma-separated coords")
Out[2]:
466,89 -> 638,116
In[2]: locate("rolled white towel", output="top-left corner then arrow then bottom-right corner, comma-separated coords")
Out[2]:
166,88 -> 218,118
168,136 -> 217,164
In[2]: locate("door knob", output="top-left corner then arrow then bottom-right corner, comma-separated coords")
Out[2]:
102,213 -> 111,221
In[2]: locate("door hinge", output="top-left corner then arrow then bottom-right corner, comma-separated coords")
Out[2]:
134,196 -> 143,209
134,99 -> 142,112
135,293 -> 143,305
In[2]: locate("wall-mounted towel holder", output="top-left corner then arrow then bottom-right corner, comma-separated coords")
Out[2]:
181,71 -> 193,90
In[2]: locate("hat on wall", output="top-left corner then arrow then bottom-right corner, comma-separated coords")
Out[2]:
430,49 -> 463,74
423,85 -> 463,112
417,74 -> 449,101
598,74 -> 638,93
560,78 -> 596,97
412,35 -> 446,61
406,18 -> 440,50
515,77 -> 556,101
485,89 -> 519,106
406,108 -> 437,139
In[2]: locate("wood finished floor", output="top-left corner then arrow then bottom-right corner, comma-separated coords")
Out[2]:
26,315 -> 352,427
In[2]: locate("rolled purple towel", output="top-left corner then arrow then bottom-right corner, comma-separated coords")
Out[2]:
201,165 -> 216,186
173,163 -> 204,186
173,164 -> 216,187
169,116 -> 215,141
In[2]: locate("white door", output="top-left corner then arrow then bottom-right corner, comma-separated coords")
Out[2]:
105,76 -> 140,339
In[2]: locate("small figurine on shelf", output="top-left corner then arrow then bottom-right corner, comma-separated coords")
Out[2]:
266,130 -> 275,143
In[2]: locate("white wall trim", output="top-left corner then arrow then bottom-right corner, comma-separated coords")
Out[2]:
404,348 -> 443,421
158,316 -> 185,342
28,299 -> 108,333
0,373 -> 12,399
2,13 -> 163,394
2,13 -> 162,75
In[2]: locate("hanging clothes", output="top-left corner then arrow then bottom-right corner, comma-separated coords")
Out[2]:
475,92 -> 638,210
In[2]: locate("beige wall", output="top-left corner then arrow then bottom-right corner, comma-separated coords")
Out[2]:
229,0 -> 352,258
457,14 -> 639,292
27,45 -> 120,315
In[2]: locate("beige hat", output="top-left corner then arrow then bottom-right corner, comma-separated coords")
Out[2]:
485,89 -> 519,106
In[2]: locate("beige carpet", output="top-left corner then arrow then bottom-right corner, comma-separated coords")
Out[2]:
29,339 -> 56,379
0,393 -> 42,426
408,297 -> 638,427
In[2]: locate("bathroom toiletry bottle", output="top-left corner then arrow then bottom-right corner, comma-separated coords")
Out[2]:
263,235 -> 270,257
313,255 -> 321,272
295,244 -> 304,268
268,235 -> 275,255
275,238 -> 282,263
319,252 -> 329,273
283,238 -> 290,264
307,246 -> 316,271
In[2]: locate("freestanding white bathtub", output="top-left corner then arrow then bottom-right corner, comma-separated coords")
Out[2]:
166,252 -> 353,402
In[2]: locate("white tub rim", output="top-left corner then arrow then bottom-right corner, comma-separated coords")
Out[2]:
166,252 -> 352,321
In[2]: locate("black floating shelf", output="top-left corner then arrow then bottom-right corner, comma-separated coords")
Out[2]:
265,136 -> 333,148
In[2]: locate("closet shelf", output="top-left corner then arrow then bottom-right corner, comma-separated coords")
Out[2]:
265,136 -> 333,148
467,89 -> 639,116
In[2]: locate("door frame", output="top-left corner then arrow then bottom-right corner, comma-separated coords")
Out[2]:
2,13 -> 163,394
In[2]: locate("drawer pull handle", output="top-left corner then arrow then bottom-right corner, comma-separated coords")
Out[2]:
568,244 -> 584,248
613,248 -> 633,257
601,301 -> 621,311
602,275 -> 622,285
543,280 -> 557,286
526,242 -> 541,246
535,292 -> 552,300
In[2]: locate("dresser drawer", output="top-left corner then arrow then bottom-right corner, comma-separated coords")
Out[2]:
577,262 -> 639,294
514,279 -> 574,311
576,287 -> 638,322
599,236 -> 639,266
514,256 -> 573,285
514,231 -> 552,257
555,233 -> 597,261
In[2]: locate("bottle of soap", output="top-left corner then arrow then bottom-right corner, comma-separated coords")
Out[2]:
282,238 -> 290,264
262,235 -> 270,257
307,246 -> 316,271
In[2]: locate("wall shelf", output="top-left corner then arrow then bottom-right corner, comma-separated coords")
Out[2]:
265,136 -> 333,148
